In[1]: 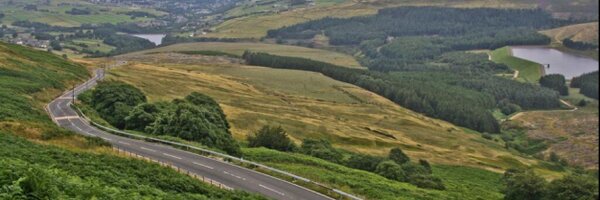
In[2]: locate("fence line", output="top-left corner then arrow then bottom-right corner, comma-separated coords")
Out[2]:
73,104 -> 362,200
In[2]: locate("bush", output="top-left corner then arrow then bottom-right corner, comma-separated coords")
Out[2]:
546,174 -> 599,200
300,139 -> 343,163
408,174 -> 446,190
419,159 -> 432,174
482,132 -> 493,140
577,99 -> 588,107
389,147 -> 410,165
345,153 -> 385,172
375,161 -> 407,181
502,169 -> 547,200
247,125 -> 296,152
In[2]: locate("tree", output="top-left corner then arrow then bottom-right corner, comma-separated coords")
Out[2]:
546,174 -> 599,200
247,125 -> 296,152
50,40 -> 62,51
125,103 -> 160,131
389,147 -> 410,165
375,161 -> 407,181
502,169 -> 547,200
147,95 -> 240,156
539,74 -> 568,96
90,81 -> 147,128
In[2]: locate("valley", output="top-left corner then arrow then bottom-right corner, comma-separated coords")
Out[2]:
0,0 -> 598,199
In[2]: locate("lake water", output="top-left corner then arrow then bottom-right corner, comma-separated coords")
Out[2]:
130,34 -> 166,46
511,46 -> 599,79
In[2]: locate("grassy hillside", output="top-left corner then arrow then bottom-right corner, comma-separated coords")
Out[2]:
243,147 -> 505,200
541,22 -> 599,45
490,46 -> 543,83
0,0 -> 162,27
541,22 -> 599,59
203,0 -> 597,39
510,88 -> 599,169
110,54 -> 566,177
0,42 -> 263,199
127,42 -> 364,68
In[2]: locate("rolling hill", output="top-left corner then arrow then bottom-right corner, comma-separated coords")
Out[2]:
203,0 -> 598,39
0,42 -> 263,199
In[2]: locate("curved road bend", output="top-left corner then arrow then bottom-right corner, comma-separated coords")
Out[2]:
47,67 -> 332,200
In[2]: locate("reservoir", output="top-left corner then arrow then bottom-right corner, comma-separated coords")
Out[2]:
511,46 -> 599,79
130,34 -> 167,46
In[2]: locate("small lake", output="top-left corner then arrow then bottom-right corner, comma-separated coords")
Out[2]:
511,46 -> 599,79
130,34 -> 166,46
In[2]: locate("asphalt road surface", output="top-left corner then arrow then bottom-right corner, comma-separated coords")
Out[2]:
47,65 -> 332,200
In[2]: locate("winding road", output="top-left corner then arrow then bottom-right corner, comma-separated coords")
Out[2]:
47,64 -> 332,200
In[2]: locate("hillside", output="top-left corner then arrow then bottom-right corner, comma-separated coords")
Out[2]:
114,52 -> 563,174
541,22 -> 599,45
126,42 -> 364,68
541,22 -> 599,59
0,42 -> 263,199
0,0 -> 163,27
203,0 -> 598,39
510,87 -> 599,169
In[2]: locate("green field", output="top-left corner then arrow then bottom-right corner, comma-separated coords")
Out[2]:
490,46 -> 543,82
0,42 -> 260,199
68,39 -> 115,52
0,0 -> 161,27
129,42 -> 364,68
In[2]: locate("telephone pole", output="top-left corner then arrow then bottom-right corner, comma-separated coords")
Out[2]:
72,84 -> 76,104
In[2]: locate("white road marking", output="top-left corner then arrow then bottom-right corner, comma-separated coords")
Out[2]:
259,184 -> 285,196
163,153 -> 182,160
193,162 -> 215,169
55,116 -> 79,120
140,147 -> 156,152
101,137 -> 113,141
118,141 -> 131,145
224,171 -> 246,180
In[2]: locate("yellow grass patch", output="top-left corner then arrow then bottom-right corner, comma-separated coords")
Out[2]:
541,22 -> 599,45
127,42 -> 364,68
107,60 -> 542,172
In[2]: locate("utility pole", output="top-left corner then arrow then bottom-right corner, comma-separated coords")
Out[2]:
72,84 -> 76,104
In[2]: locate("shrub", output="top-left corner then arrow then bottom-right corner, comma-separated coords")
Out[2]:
502,169 -> 547,200
408,174 -> 446,190
247,125 -> 296,152
375,161 -> 407,182
482,132 -> 493,140
345,153 -> 385,172
546,174 -> 599,200
418,159 -> 432,174
389,147 -> 410,165
300,139 -> 343,163
577,99 -> 588,107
